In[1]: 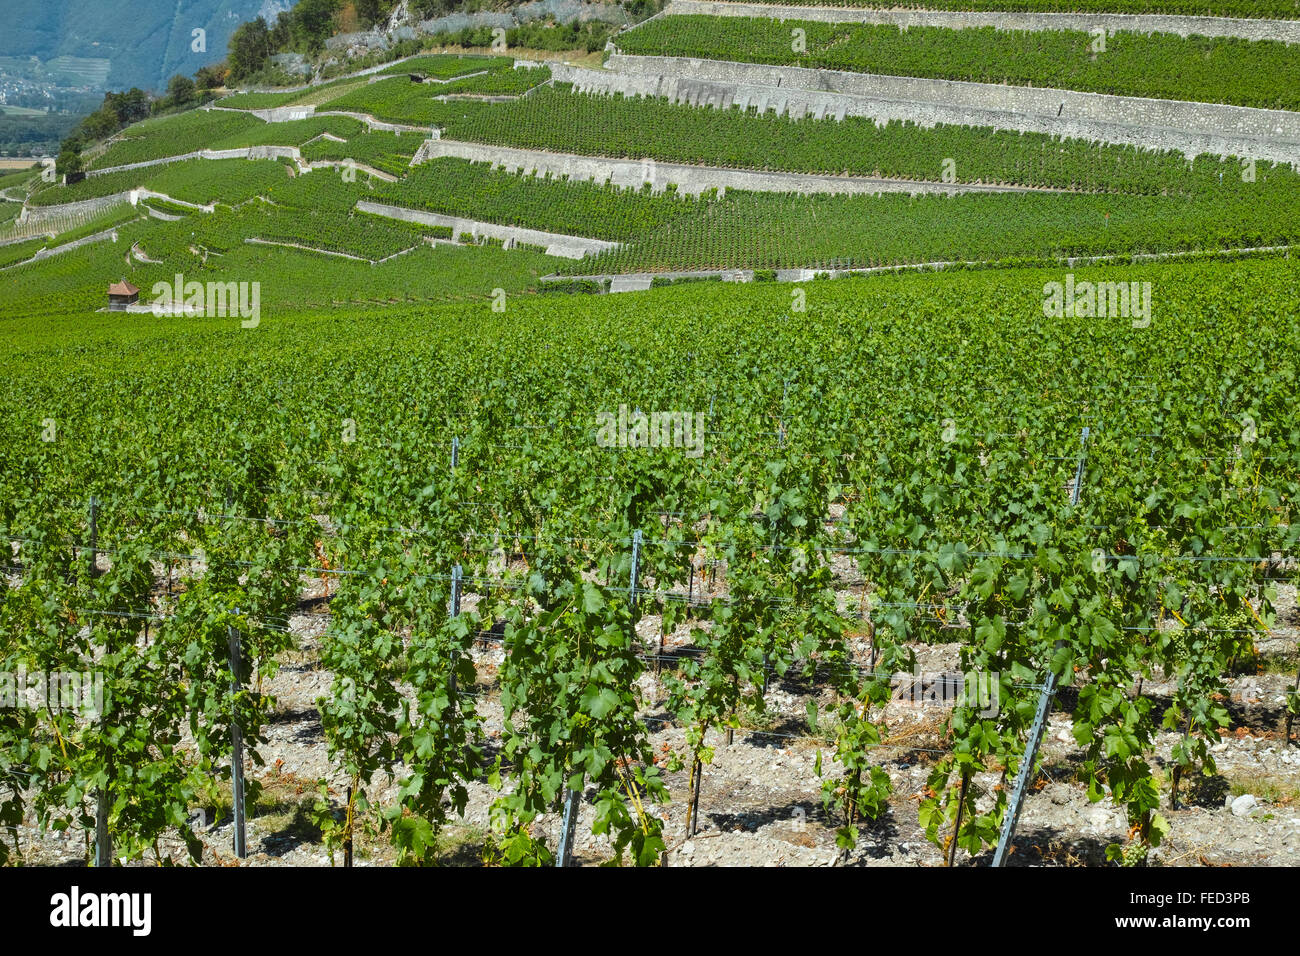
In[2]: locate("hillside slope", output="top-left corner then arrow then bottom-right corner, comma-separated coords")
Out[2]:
0,0 -> 291,91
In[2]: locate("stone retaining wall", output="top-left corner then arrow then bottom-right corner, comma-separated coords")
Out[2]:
356,200 -> 618,258
251,106 -> 317,123
19,192 -> 131,225
88,146 -> 302,177
28,226 -> 125,261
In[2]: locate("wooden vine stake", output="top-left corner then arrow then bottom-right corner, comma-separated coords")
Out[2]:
344,785 -> 354,869
687,757 -> 704,837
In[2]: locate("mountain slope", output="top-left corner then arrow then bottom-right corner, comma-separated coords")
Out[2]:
0,0 -> 291,92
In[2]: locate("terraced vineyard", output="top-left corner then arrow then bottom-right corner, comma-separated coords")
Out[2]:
80,115 -> 366,176
0,199 -> 139,245
85,110 -> 269,170
445,85 -> 1289,194
0,166 -> 40,192
374,158 -> 713,242
299,130 -> 426,175
315,76 -> 496,127
2,16 -> 1298,888
215,87 -> 347,112
217,175 -> 440,260
377,54 -> 513,78
24,159 -> 294,209
0,236 -> 50,267
567,184 -> 1300,273
618,16 -> 1300,110
434,64 -> 552,96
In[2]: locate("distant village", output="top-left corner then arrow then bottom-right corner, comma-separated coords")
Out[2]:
0,62 -> 103,158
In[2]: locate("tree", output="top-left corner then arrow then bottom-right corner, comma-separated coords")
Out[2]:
77,107 -> 119,142
227,17 -> 272,83
290,0 -> 341,53
55,144 -> 82,178
355,0 -> 388,28
269,12 -> 292,52
104,89 -> 149,125
194,64 -> 226,92
166,75 -> 197,108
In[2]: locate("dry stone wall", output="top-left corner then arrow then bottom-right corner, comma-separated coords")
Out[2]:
356,199 -> 619,258
18,192 -> 131,226
87,146 -> 302,178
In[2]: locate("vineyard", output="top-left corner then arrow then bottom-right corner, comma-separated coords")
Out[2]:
0,236 -> 51,268
441,85 -> 1291,195
299,130 -> 426,176
315,77 -> 483,127
84,110 -> 269,171
214,116 -> 366,150
564,184 -> 1300,274
227,197 -> 438,261
150,166 -> 458,260
617,16 -> 1300,111
1,0 -> 1297,880
38,160 -> 293,212
1,257 -> 1297,869
74,115 -> 367,178
373,158 -> 712,242
0,200 -> 138,246
377,55 -> 514,78
433,65 -> 553,97
0,166 -> 40,191
201,54 -> 506,114
215,83 -> 353,112
308,62 -> 552,125
2,219 -> 552,317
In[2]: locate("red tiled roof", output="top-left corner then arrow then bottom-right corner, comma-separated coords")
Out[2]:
108,280 -> 139,296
